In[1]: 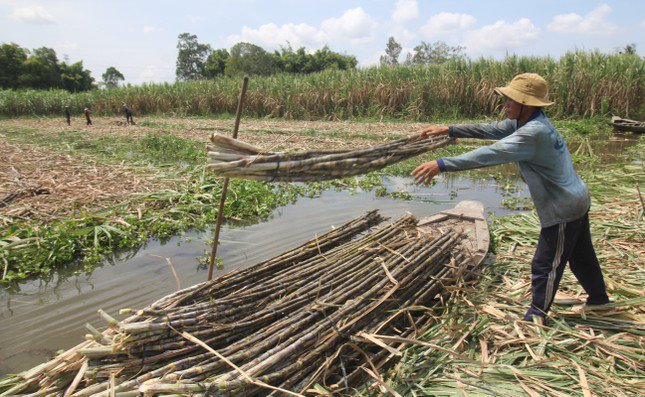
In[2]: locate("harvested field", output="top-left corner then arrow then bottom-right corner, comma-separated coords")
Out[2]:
0,137 -> 163,226
1,117 -> 430,151
1,116 -> 460,282
0,117 -> 434,225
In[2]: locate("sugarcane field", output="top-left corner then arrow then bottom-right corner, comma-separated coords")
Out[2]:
1,7 -> 644,395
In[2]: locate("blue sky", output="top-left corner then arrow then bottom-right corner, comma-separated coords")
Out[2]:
1,0 -> 643,85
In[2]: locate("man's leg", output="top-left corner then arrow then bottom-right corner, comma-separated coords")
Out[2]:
568,213 -> 609,305
526,224 -> 564,320
525,219 -> 583,321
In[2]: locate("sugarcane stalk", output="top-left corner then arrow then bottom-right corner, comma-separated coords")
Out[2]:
205,135 -> 452,182
209,133 -> 263,154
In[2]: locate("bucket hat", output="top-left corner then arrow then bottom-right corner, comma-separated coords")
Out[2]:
494,73 -> 554,107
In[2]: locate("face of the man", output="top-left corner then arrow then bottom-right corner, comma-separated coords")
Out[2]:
503,97 -> 522,120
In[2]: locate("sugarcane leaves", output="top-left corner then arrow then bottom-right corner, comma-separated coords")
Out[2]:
92,224 -> 127,247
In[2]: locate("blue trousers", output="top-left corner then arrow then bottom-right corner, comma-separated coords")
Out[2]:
524,212 -> 609,320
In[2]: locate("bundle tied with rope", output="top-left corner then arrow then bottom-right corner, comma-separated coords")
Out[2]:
206,133 -> 454,182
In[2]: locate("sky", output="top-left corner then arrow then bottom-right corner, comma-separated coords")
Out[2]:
1,0 -> 643,85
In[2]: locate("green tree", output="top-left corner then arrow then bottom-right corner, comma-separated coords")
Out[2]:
225,42 -> 277,76
274,45 -> 307,73
176,33 -> 212,80
60,61 -> 95,92
102,66 -> 125,88
380,37 -> 402,66
619,43 -> 637,55
20,47 -> 61,89
406,41 -> 465,65
305,46 -> 357,73
204,49 -> 229,78
0,43 -> 28,89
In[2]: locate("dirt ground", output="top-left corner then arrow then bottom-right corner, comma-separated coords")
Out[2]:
1,117 -> 432,225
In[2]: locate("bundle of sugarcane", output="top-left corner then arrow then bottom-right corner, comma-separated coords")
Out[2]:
0,210 -> 479,397
206,133 -> 453,181
0,211 -> 383,397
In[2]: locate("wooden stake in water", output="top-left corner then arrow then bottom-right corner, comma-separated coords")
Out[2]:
208,76 -> 249,281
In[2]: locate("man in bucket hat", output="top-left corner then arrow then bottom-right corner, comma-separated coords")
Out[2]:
412,73 -> 610,322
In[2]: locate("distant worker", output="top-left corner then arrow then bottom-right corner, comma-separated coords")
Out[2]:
84,107 -> 92,125
123,103 -> 134,125
65,105 -> 71,126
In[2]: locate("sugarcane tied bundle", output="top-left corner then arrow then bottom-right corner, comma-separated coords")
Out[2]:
206,133 -> 453,181
0,210 -> 481,397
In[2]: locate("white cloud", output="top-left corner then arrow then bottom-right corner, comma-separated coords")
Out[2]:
641,20 -> 645,29
388,26 -> 416,44
321,7 -> 378,44
360,50 -> 382,68
400,46 -> 415,62
187,15 -> 205,24
228,7 -> 378,49
227,22 -> 327,49
547,4 -> 618,35
57,41 -> 78,51
464,18 -> 540,54
142,26 -> 158,34
420,12 -> 476,39
392,0 -> 418,24
139,65 -> 163,83
10,5 -> 55,24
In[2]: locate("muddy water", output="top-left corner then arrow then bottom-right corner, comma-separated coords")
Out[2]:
0,135 -> 638,375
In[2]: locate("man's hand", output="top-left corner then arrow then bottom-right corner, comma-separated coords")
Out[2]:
412,160 -> 440,185
419,125 -> 449,139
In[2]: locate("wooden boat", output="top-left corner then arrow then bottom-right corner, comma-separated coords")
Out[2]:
611,116 -> 645,133
418,200 -> 489,270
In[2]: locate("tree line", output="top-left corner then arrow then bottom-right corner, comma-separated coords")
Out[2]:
3,36 -> 637,93
0,43 -> 95,91
379,37 -> 466,66
175,33 -> 358,80
173,33 -> 471,81
0,35 -> 479,92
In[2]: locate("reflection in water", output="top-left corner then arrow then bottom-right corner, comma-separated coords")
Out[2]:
0,172 -> 542,375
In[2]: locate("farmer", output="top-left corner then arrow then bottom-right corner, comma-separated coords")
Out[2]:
64,105 -> 71,126
123,103 -> 134,124
412,73 -> 610,322
84,107 -> 92,125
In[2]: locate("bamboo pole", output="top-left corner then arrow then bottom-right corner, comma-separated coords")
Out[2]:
208,76 -> 249,281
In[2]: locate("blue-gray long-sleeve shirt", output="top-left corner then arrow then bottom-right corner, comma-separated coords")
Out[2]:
437,111 -> 590,228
